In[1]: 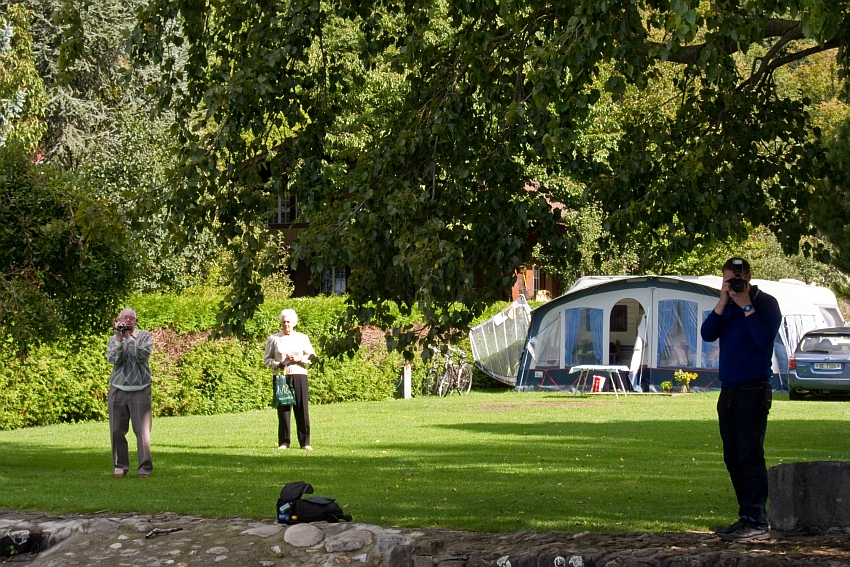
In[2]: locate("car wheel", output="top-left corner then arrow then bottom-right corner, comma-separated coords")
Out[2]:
788,389 -> 805,401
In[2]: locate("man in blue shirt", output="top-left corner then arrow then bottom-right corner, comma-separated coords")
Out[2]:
701,258 -> 781,542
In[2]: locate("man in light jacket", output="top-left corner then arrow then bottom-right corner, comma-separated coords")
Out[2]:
106,308 -> 154,477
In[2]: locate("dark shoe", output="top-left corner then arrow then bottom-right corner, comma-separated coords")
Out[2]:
714,520 -> 745,536
719,524 -> 769,542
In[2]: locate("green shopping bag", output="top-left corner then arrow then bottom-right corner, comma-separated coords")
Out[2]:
272,375 -> 297,407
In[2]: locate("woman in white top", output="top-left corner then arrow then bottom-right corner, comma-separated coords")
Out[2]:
264,309 -> 316,450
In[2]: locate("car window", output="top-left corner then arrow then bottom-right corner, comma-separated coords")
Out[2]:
798,335 -> 850,354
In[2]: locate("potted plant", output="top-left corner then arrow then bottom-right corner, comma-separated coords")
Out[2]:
660,380 -> 673,394
673,370 -> 698,393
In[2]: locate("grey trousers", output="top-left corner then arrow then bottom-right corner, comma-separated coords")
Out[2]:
108,385 -> 153,475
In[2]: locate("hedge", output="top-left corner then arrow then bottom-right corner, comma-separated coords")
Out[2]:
0,335 -> 111,429
0,294 -> 502,430
0,334 -> 409,430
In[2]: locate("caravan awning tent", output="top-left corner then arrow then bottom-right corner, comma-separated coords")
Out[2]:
469,276 -> 844,392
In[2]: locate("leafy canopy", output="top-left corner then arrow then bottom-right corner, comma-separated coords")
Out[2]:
0,140 -> 137,350
125,0 -> 850,355
0,3 -> 46,150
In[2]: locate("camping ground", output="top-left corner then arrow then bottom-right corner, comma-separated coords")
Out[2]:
1,391 -> 848,533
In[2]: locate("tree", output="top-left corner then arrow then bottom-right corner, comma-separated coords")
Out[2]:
2,0 -> 154,166
0,3 -> 46,150
2,0 -> 225,295
0,4 -> 140,350
815,117 -> 850,274
0,140 -> 138,350
125,0 -> 850,355
75,111 -> 222,293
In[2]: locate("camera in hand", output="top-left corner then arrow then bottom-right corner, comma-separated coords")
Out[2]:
729,258 -> 746,293
116,324 -> 133,332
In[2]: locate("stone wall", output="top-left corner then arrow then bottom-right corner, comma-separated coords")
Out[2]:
3,511 -> 850,567
768,461 -> 850,532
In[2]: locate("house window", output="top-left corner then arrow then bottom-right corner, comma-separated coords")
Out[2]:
321,267 -> 347,295
272,193 -> 298,224
532,268 -> 545,294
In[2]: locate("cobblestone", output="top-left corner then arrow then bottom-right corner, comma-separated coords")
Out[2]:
2,511 -> 849,566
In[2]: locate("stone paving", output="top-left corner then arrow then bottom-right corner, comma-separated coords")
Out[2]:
2,511 -> 850,567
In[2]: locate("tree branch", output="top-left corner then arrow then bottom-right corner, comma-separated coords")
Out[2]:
759,37 -> 843,77
740,21 -> 803,93
641,19 -> 827,66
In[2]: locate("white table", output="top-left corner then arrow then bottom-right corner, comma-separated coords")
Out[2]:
568,365 -> 630,398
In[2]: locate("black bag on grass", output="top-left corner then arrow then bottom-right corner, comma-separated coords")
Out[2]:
276,481 -> 352,524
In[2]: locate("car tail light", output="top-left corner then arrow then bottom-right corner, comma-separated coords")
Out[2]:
789,355 -> 796,370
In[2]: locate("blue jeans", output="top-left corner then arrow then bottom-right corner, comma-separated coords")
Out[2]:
717,380 -> 772,528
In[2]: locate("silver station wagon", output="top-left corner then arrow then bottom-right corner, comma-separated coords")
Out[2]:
789,327 -> 850,400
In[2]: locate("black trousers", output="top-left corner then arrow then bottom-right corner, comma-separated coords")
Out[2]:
277,374 -> 310,447
717,380 -> 772,528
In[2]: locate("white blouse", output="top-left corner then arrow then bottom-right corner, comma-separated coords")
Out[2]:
264,330 -> 316,375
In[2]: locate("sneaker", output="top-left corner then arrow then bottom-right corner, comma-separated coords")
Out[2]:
303,445 -> 313,451
714,520 -> 745,536
138,473 -> 150,478
719,524 -> 769,542
278,444 -> 288,450
113,468 -> 126,477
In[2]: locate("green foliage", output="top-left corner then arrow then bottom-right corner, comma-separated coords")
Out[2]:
0,3 -> 47,150
148,349 -> 195,417
132,291 -> 223,334
311,348 -> 407,404
251,296 -> 350,342
773,49 -> 850,140
75,112 -> 222,293
10,0 -> 153,165
664,226 -> 850,292
0,294 -> 431,429
172,339 -> 267,416
5,0 -> 218,295
0,141 -> 136,350
0,336 -> 110,429
126,0 -> 569,352
0,329 -> 410,429
132,289 -> 420,344
816,117 -> 850,275
117,0 -> 850,357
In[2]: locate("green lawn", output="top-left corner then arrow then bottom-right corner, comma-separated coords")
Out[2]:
1,391 -> 848,533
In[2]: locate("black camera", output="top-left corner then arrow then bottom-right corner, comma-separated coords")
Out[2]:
729,259 -> 746,293
115,324 -> 133,332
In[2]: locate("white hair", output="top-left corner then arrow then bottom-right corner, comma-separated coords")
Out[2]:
120,307 -> 137,319
279,309 -> 298,326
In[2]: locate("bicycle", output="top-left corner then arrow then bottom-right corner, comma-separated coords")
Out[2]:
421,346 -> 443,396
436,346 -> 473,396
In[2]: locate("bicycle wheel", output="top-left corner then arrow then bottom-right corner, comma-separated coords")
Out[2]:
456,363 -> 473,395
437,367 -> 453,397
422,367 -> 439,396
